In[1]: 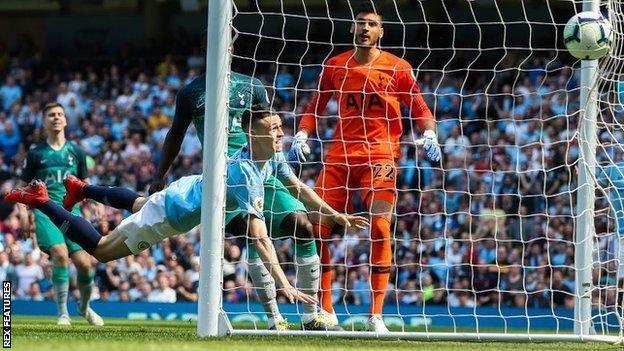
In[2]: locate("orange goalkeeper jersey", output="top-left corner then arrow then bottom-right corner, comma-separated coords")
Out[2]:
300,49 -> 433,163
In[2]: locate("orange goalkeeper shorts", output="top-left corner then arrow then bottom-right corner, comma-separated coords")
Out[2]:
314,159 -> 398,212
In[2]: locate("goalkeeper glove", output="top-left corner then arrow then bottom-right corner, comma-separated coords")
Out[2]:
423,130 -> 441,162
288,131 -> 311,162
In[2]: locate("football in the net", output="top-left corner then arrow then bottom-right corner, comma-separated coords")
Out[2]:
563,11 -> 612,60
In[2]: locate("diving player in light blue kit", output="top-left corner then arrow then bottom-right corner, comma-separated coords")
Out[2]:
5,105 -> 368,316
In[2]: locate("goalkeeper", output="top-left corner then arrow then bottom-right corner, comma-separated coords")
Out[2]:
5,106 -> 367,330
288,1 -> 441,332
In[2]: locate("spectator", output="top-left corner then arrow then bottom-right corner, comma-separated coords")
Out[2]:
81,124 -> 105,156
56,82 -> 79,108
0,251 -> 14,283
0,76 -> 22,111
147,106 -> 169,132
443,126 -> 471,158
27,281 -> 44,301
176,275 -> 198,302
15,252 -> 43,296
0,122 -> 20,163
148,272 -> 177,303
123,133 -> 151,161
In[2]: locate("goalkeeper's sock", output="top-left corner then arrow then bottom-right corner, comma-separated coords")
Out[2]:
77,271 -> 95,313
315,223 -> 334,314
295,253 -> 320,321
52,266 -> 69,317
370,215 -> 392,316
83,185 -> 139,212
247,257 -> 282,324
39,201 -> 102,254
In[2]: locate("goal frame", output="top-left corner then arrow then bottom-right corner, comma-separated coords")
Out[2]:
198,0 -> 620,343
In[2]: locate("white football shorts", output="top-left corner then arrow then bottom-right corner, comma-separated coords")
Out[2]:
111,190 -> 183,254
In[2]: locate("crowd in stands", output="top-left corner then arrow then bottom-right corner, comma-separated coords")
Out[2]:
0,37 -> 620,313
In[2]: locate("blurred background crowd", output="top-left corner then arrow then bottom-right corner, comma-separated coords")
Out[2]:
0,31 -> 620,313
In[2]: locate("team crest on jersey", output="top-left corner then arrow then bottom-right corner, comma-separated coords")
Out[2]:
68,155 -> 74,166
377,73 -> 392,90
253,197 -> 264,212
237,92 -> 246,106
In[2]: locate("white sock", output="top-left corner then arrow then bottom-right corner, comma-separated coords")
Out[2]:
296,255 -> 320,322
247,258 -> 282,324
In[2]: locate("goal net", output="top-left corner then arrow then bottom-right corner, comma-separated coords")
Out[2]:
204,0 -> 623,342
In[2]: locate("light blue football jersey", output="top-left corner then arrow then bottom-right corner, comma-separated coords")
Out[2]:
597,162 -> 624,237
163,148 -> 294,232
226,147 -> 295,221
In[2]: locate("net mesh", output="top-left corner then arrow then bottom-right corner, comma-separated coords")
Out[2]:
220,0 -> 623,335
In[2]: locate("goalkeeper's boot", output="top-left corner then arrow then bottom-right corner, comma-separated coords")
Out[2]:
365,315 -> 389,333
62,175 -> 86,210
79,305 -> 104,327
56,314 -> 71,326
301,313 -> 343,331
268,317 -> 291,331
5,180 -> 49,208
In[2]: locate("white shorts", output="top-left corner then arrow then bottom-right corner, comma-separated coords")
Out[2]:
111,191 -> 184,254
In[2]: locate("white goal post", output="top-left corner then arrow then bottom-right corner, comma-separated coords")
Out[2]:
199,0 -> 623,343
198,0 -> 231,338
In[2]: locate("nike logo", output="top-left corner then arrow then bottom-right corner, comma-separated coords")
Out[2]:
311,268 -> 319,274
40,159 -> 47,164
196,101 -> 204,109
261,272 -> 269,277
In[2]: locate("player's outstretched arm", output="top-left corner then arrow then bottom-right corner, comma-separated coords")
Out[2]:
247,215 -> 317,305
282,174 -> 369,229
399,66 -> 441,162
150,94 -> 193,194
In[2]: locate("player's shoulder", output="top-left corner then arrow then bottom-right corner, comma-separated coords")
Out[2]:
230,71 -> 252,83
380,51 -> 412,69
325,50 -> 355,67
228,148 -> 254,174
231,71 -> 264,87
27,142 -> 46,155
178,74 -> 205,96
67,140 -> 86,153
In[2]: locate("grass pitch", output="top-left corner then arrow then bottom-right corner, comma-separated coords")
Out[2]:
11,316 -> 622,351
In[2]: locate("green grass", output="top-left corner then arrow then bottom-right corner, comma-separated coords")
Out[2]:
10,316 -> 623,351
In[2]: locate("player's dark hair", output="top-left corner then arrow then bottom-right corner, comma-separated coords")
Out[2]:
241,104 -> 272,133
354,1 -> 383,20
43,102 -> 64,115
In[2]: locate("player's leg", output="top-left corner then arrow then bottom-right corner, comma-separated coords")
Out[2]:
226,212 -> 285,330
311,164 -> 350,317
68,248 -> 104,326
7,181 -> 169,262
40,199 -> 131,261
34,211 -> 72,325
360,160 -> 397,332
263,178 -> 338,330
63,175 -> 140,213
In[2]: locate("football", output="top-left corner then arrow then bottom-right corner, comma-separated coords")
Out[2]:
564,11 -> 612,60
